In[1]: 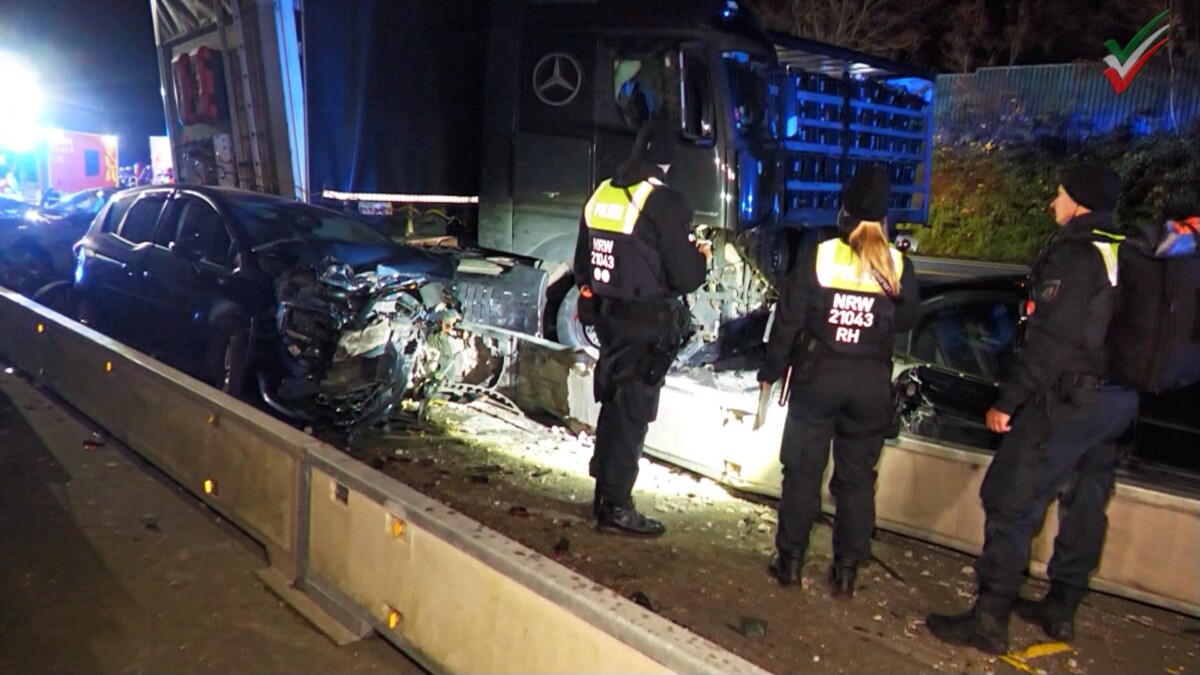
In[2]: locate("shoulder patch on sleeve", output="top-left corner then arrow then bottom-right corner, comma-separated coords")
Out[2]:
1039,279 -> 1062,302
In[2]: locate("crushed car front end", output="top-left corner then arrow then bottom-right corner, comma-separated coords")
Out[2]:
260,257 -> 460,435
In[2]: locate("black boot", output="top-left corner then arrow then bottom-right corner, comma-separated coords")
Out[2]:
596,501 -> 666,537
926,593 -> 1013,655
767,551 -> 802,587
1014,582 -> 1087,641
828,559 -> 858,599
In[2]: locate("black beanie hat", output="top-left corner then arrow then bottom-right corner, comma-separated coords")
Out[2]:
634,121 -> 677,166
842,165 -> 892,221
1061,164 -> 1121,212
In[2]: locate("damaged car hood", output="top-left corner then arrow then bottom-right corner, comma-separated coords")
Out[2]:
261,237 -> 456,280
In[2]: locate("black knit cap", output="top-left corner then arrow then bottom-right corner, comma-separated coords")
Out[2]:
1061,164 -> 1122,212
842,165 -> 892,221
633,121 -> 677,166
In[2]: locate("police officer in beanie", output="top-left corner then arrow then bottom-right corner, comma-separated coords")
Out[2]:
758,165 -> 919,594
573,121 -> 711,537
926,163 -> 1138,654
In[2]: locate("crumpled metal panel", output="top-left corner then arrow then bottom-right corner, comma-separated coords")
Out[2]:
153,0 -> 234,43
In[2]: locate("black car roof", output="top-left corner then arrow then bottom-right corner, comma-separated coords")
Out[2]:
117,184 -> 291,202
917,274 -> 1026,296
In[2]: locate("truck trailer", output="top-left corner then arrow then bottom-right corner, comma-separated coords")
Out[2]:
150,0 -> 934,354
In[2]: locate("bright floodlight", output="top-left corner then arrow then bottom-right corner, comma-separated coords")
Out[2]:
0,52 -> 44,154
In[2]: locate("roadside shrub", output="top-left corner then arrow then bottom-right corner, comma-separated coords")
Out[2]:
917,133 -> 1200,262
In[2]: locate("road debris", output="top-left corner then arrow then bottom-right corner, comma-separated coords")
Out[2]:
735,617 -> 767,638
630,591 -> 655,612
552,537 -> 570,558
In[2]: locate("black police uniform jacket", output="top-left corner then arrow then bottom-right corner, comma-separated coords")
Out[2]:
759,229 -> 920,383
993,212 -> 1123,415
572,159 -> 706,309
572,159 -> 706,403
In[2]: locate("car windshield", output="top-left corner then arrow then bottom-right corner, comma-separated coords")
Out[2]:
0,197 -> 24,216
229,197 -> 394,248
47,189 -> 111,215
724,55 -> 775,139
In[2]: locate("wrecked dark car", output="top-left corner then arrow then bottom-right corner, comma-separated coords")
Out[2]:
59,185 -> 462,435
0,187 -> 120,294
890,274 -> 1200,483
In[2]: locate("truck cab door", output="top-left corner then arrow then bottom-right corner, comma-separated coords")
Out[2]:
671,45 -> 725,235
509,35 -> 596,264
592,43 -> 725,235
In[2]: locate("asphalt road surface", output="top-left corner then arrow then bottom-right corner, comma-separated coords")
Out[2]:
0,368 -> 421,674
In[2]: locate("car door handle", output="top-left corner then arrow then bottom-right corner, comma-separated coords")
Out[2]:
95,253 -> 127,270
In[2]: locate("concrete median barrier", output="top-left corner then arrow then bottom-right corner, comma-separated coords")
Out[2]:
0,288 -> 765,674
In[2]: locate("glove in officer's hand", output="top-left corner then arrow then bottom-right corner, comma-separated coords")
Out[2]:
985,407 -> 1012,434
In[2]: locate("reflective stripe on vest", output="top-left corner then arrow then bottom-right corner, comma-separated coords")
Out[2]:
814,238 -> 905,293
1090,230 -> 1124,287
584,179 -> 659,234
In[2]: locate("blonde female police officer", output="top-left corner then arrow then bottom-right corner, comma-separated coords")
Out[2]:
758,166 -> 919,595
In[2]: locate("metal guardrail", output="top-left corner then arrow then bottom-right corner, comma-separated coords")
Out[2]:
0,287 -> 765,675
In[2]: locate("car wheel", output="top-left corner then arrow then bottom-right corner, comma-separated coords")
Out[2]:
0,244 -> 53,296
31,281 -> 76,317
554,286 -> 600,355
207,317 -> 252,397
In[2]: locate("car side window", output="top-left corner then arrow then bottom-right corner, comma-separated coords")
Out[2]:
101,196 -> 135,233
118,195 -> 168,243
175,199 -> 233,266
910,299 -> 1018,382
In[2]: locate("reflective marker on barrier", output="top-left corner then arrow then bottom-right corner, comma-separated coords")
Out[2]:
391,516 -> 406,540
385,606 -> 403,630
207,414 -> 218,427
37,323 -> 44,333
105,361 -> 113,372
333,482 -> 349,505
204,479 -> 218,496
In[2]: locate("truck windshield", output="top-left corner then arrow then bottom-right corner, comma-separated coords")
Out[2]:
230,198 -> 395,248
724,56 -> 774,139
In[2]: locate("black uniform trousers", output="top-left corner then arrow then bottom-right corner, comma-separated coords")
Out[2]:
975,385 -> 1137,599
589,323 -> 670,506
776,356 -> 892,564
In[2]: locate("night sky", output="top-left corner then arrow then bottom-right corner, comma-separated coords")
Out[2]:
0,0 -> 1186,167
1,0 -> 162,165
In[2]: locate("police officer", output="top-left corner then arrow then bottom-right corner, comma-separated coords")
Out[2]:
573,121 -> 710,537
758,166 -> 919,594
926,164 -> 1138,654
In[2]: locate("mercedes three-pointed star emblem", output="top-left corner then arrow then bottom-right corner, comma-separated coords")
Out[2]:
532,52 -> 583,107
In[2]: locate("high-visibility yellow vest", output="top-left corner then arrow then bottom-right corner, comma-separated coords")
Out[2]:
581,178 -> 668,300
814,238 -> 904,293
807,237 -> 904,356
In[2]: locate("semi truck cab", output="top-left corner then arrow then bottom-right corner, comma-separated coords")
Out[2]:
150,0 -> 932,354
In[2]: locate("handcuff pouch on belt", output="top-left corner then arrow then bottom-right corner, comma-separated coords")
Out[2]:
1055,371 -> 1110,401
